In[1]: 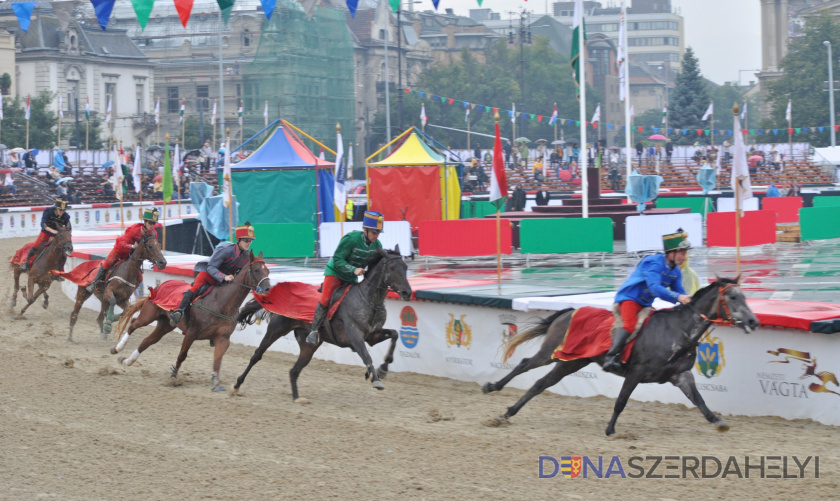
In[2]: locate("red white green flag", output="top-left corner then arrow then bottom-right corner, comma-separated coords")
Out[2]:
489,119 -> 508,210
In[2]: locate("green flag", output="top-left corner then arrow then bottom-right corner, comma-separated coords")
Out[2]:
216,0 -> 235,24
163,140 -> 173,202
388,0 -> 399,12
130,0 -> 155,30
570,0 -> 586,100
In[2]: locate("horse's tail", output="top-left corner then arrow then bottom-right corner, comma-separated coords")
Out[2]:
502,308 -> 574,362
237,298 -> 263,328
113,297 -> 148,339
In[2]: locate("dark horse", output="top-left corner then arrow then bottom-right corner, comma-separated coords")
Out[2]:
483,277 -> 760,436
233,247 -> 412,401
11,226 -> 74,316
111,251 -> 270,391
68,232 -> 167,342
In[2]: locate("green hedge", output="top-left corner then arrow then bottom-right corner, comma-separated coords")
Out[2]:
520,218 -> 613,254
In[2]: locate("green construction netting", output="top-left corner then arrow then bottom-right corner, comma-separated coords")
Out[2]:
243,0 -> 355,150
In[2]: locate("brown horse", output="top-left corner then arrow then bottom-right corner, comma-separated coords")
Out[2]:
11,226 -> 74,316
111,250 -> 270,391
68,231 -> 167,342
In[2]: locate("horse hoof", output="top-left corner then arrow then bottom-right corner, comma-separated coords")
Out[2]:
482,382 -> 495,394
117,356 -> 125,365
715,420 -> 730,433
294,397 -> 310,404
42,302 -> 48,309
9,300 -> 16,307
372,380 -> 385,390
376,367 -> 388,380
212,385 -> 226,393
605,427 -> 616,436
482,415 -> 510,428
110,347 -> 118,355
229,387 -> 240,396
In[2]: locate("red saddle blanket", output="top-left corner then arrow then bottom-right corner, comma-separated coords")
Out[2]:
552,306 -> 637,363
50,259 -> 144,288
148,280 -> 192,312
252,281 -> 351,322
10,242 -> 37,266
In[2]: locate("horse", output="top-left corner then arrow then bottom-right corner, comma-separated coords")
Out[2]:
110,250 -> 270,391
11,226 -> 74,316
232,247 -> 412,402
482,277 -> 760,436
68,231 -> 167,342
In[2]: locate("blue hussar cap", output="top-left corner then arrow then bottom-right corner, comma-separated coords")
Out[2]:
363,211 -> 385,233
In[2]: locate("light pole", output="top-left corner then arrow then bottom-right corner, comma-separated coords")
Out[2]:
825,41 -> 836,147
396,1 -> 421,131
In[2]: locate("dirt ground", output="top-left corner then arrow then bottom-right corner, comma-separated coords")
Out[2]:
0,236 -> 835,500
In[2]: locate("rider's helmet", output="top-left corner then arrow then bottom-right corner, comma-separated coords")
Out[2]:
362,211 -> 385,233
142,208 -> 159,223
235,223 -> 255,241
663,228 -> 691,252
54,198 -> 68,211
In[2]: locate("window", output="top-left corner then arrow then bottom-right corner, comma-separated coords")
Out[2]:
379,29 -> 386,40
628,37 -> 679,47
243,29 -> 251,47
630,21 -> 679,31
105,83 -> 116,116
196,85 -> 210,111
167,86 -> 179,113
136,84 -> 144,114
243,82 -> 260,111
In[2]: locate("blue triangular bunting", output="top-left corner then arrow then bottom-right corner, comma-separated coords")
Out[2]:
90,0 -> 116,31
261,0 -> 277,20
346,0 -> 359,17
12,2 -> 36,33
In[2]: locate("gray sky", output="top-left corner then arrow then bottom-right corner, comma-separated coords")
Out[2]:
408,0 -> 762,85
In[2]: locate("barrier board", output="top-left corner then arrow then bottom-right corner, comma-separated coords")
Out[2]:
418,219 -> 512,256
707,210 -> 777,247
717,197 -> 759,212
520,218 -> 613,254
761,197 -> 803,223
625,213 -> 703,253
319,221 -> 412,257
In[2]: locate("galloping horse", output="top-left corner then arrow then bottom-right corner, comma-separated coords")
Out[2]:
111,250 -> 270,391
68,231 -> 167,342
483,277 -> 760,436
11,226 -> 74,316
233,247 -> 411,401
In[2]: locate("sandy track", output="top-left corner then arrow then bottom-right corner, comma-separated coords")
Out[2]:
0,237 -> 835,500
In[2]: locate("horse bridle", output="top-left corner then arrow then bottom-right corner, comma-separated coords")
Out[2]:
690,283 -> 738,327
373,253 -> 410,297
129,233 -> 157,263
230,259 -> 270,294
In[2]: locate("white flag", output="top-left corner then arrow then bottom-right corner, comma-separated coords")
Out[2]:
263,101 -> 268,127
238,102 -> 243,127
211,100 -> 217,126
58,95 -> 64,119
223,140 -> 233,207
333,130 -> 346,213
629,104 -> 634,117
105,96 -> 112,124
465,106 -> 470,124
420,103 -> 426,124
662,106 -> 667,124
731,114 -> 753,210
701,102 -> 714,121
111,142 -> 122,198
591,104 -> 600,124
179,99 -> 185,124
740,102 -> 747,120
154,98 -> 160,124
511,103 -> 516,124
133,144 -> 142,194
785,100 -> 791,122
0,94 -> 4,120
174,142 -> 180,187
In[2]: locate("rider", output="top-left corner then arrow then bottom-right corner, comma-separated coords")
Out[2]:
602,229 -> 692,375
20,198 -> 72,272
87,208 -> 161,292
306,211 -> 385,345
169,223 -> 256,326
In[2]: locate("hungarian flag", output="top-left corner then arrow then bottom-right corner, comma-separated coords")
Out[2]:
211,100 -> 217,126
238,101 -> 243,126
133,144 -> 142,194
85,96 -> 90,121
154,98 -> 159,125
571,0 -> 586,100
662,105 -> 667,124
489,119 -> 508,210
785,99 -> 791,122
223,139 -> 233,208
420,103 -> 426,126
549,105 -> 558,125
163,139 -> 173,202
464,105 -> 470,124
25,94 -> 30,121
173,142 -> 180,188
179,98 -> 185,124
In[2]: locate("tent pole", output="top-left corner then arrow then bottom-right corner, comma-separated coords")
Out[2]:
366,127 -> 415,163
282,120 -> 337,155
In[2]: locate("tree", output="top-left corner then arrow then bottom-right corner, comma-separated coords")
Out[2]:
368,37 -> 598,153
763,12 -> 840,147
62,114 -> 106,150
0,91 -> 58,149
669,47 -> 711,145
0,73 -> 11,95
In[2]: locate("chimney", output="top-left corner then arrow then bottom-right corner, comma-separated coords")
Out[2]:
445,8 -> 454,15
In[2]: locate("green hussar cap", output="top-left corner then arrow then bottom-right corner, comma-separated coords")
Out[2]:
142,208 -> 159,223
663,228 -> 690,252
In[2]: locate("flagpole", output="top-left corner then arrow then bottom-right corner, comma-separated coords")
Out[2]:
337,123 -> 344,237
553,102 -> 558,144
176,138 -> 182,218
227,128 -> 233,242
58,98 -> 62,149
466,112 -> 470,153
732,102 -> 743,275
181,101 -> 186,146
137,140 -> 143,205
494,111 -> 502,292
212,99 -> 217,157
511,102 -> 516,167
85,116 -> 89,152
787,99 -> 792,193
163,133 -> 168,250
118,138 -> 125,232
578,7 -> 589,219
710,100 -> 715,149
597,102 -> 601,143
156,96 -> 160,145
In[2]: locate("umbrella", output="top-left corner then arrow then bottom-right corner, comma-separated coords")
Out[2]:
182,149 -> 201,162
515,137 -> 531,143
147,145 -> 164,152
9,147 -> 26,154
535,139 -> 548,144
0,168 -> 22,175
102,160 -> 115,169
648,134 -> 667,141
153,174 -> 163,182
0,144 -> 7,150
29,148 -> 40,155
550,140 -> 566,145
57,176 -> 74,184
748,155 -> 763,162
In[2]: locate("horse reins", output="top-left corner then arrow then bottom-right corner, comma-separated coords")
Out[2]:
689,283 -> 737,327
229,259 -> 270,294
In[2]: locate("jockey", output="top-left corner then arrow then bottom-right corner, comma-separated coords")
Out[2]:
87,208 -> 161,292
603,229 -> 692,374
306,211 -> 385,345
20,198 -> 72,271
169,223 -> 255,326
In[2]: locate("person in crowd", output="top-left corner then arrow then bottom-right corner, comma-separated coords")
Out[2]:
473,143 -> 481,162
87,209 -> 161,292
3,173 -> 16,195
654,142 -> 663,162
635,140 -> 644,164
99,172 -> 115,198
56,180 -> 69,199
508,183 -> 526,212
571,143 -> 580,165
665,139 -> 674,164
47,165 -> 61,187
306,214 -> 383,345
200,140 -> 213,173
770,148 -> 782,170
503,140 -> 512,168
23,150 -> 37,173
518,141 -> 530,171
647,143 -> 655,166
153,178 -> 163,199
722,139 -> 731,165
533,156 -> 544,181
707,147 -> 717,166
54,149 -> 67,173
603,229 -> 691,374
66,181 -> 81,204
535,183 -> 550,206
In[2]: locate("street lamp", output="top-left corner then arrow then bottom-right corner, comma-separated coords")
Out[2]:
824,41 -> 836,147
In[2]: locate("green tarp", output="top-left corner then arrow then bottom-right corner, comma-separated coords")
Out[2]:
801,206 -> 840,241
520,218 -> 614,254
251,223 -> 315,258
229,170 -> 317,227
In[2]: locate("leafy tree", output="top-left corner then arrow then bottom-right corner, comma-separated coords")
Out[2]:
62,114 -> 106,150
0,73 -> 11,95
763,12 -> 840,147
368,37 -> 598,153
669,47 -> 711,144
1,91 -> 58,149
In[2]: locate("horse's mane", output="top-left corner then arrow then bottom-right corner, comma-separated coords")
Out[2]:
655,277 -> 739,317
365,248 -> 399,270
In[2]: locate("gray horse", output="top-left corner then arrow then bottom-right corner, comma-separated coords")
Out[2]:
483,277 -> 760,436
233,246 -> 412,401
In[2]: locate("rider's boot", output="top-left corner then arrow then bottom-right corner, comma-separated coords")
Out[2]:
86,265 -> 108,293
169,290 -> 195,327
19,247 -> 37,272
305,303 -> 328,345
602,327 -> 630,375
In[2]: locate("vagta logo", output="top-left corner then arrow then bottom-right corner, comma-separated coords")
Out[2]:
31,213 -> 36,226
399,305 -> 419,349
446,314 -> 471,348
696,331 -> 725,378
104,211 -> 110,223
541,456 -> 624,479
95,210 -> 100,223
20,214 -> 25,227
767,348 -> 840,397
74,212 -> 79,225
499,313 -> 518,356
127,209 -> 133,221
